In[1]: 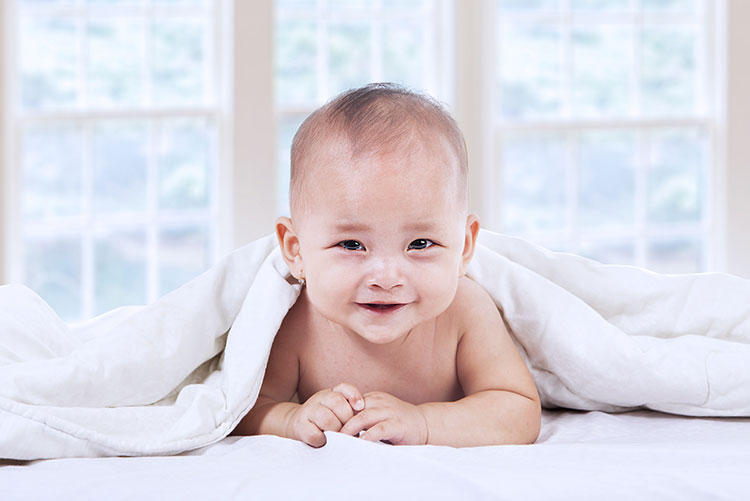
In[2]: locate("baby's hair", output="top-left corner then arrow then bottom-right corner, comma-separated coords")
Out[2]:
289,82 -> 468,217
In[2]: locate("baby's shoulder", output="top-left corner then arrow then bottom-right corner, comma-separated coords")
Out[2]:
446,277 -> 501,336
275,291 -> 313,348
450,276 -> 497,314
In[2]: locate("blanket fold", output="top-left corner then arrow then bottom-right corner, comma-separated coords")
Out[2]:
1,230 -> 749,459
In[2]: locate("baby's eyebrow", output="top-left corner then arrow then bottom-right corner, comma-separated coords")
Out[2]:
332,222 -> 369,233
330,221 -> 441,233
403,222 -> 441,232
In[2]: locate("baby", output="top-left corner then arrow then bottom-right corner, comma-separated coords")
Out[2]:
233,83 -> 540,447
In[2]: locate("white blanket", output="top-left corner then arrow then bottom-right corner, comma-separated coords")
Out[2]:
1,230 -> 749,459
4,410 -> 750,500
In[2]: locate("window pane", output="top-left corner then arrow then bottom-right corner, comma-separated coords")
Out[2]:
572,27 -> 632,117
647,128 -> 705,224
641,27 -> 697,116
151,0 -> 208,5
579,240 -> 636,265
383,0 -> 424,10
23,124 -> 83,219
327,22 -> 371,96
641,0 -> 696,13
95,230 -> 147,315
276,20 -> 317,106
571,0 -> 629,10
24,235 -> 82,321
498,24 -> 563,119
328,0 -> 371,9
159,119 -> 212,210
87,0 -> 145,6
498,0 -> 559,11
383,22 -> 426,86
20,17 -> 78,110
278,0 -> 316,8
502,133 -> 566,233
159,225 -> 210,295
20,0 -> 76,5
93,121 -> 148,214
578,131 -> 636,228
152,20 -> 207,106
647,238 -> 701,273
87,19 -> 145,107
277,114 -> 307,216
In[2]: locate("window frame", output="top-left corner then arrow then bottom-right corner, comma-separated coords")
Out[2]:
2,0 -> 749,294
490,1 -> 717,271
273,0 -> 456,217
456,0 -> 747,276
0,0 -> 231,318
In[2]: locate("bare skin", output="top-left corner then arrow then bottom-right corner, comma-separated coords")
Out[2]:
232,135 -> 541,447
233,278 -> 540,447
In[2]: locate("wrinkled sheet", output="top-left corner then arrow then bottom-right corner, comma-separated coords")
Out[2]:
2,410 -> 749,500
1,230 -> 749,459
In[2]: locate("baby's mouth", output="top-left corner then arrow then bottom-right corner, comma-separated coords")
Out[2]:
357,303 -> 407,313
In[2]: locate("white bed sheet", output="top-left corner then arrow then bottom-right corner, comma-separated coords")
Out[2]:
2,409 -> 748,500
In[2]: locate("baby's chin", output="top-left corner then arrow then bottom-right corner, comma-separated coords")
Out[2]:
330,314 -> 419,346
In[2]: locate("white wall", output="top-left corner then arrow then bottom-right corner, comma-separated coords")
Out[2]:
0,0 -> 9,285
228,0 -> 277,248
724,0 -> 750,278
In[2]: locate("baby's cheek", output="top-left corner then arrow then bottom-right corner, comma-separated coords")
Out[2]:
435,268 -> 462,309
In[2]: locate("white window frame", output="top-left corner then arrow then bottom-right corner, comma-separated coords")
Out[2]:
273,0 -> 456,217
454,0 -> 750,277
2,0 -> 750,291
0,0 -> 232,316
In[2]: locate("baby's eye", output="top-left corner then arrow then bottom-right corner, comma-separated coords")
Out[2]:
338,240 -> 365,251
408,239 -> 435,250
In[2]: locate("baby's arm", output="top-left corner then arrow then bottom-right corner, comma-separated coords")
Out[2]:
231,320 -> 364,447
421,278 -> 541,446
341,278 -> 540,447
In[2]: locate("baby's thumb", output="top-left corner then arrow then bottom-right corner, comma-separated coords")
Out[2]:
332,382 -> 365,411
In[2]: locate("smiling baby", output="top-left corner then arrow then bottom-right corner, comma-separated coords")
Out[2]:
232,83 -> 541,447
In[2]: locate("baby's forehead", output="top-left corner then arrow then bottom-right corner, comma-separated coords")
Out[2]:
307,128 -> 460,176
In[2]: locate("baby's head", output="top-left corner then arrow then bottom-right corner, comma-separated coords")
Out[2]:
277,83 -> 480,344
289,83 -> 468,220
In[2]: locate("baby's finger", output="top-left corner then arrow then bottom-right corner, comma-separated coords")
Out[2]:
332,382 -> 365,412
310,405 -> 343,432
360,421 -> 395,444
321,392 -> 355,425
298,419 -> 327,448
340,408 -> 387,437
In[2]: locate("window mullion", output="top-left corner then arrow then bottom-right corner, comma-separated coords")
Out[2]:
561,0 -> 572,119
317,0 -> 327,102
146,119 -> 159,303
82,121 -> 94,320
568,130 -> 581,253
634,128 -> 648,268
371,2 -> 383,82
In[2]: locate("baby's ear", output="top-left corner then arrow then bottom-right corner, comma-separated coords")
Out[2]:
275,217 -> 304,280
458,214 -> 480,276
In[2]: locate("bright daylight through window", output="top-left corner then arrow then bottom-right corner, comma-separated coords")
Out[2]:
11,0 -> 218,321
3,0 -> 718,322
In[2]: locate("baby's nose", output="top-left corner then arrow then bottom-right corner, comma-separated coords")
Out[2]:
366,257 -> 404,290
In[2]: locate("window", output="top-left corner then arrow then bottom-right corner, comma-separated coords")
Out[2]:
2,0 -> 746,322
494,0 -> 714,272
274,0 -> 450,215
7,0 -> 221,321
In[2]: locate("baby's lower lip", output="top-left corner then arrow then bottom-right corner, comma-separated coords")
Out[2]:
357,303 -> 407,314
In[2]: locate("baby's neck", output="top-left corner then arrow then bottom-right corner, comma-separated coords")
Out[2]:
302,293 -> 435,361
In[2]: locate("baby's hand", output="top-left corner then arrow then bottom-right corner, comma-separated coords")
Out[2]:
340,391 -> 428,445
286,382 -> 365,448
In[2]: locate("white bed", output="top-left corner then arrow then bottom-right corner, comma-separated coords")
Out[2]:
3,409 -> 749,500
